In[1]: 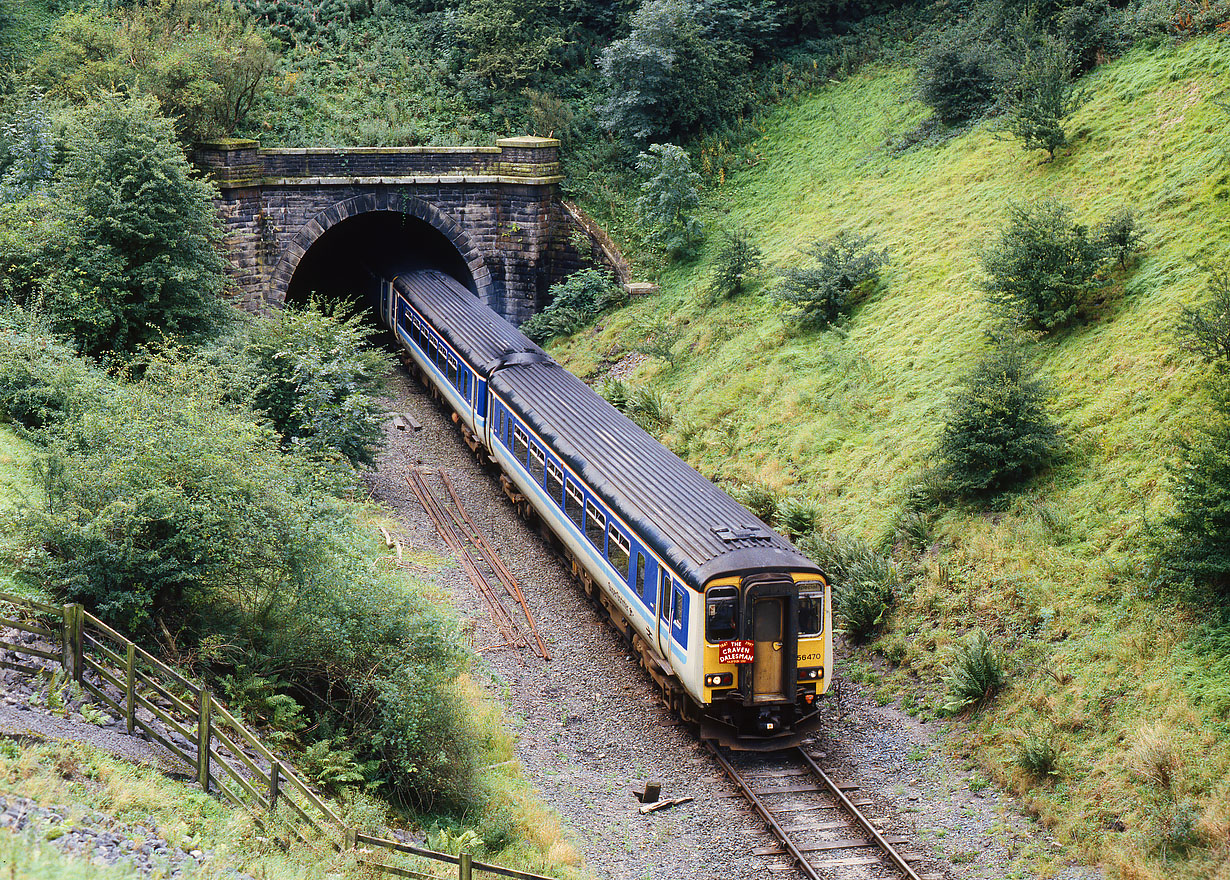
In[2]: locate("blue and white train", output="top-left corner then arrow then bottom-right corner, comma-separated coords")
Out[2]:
378,269 -> 832,748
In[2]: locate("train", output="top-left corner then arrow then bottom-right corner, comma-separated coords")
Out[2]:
376,268 -> 832,749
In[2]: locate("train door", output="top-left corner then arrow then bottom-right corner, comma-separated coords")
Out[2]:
656,569 -> 671,657
751,598 -> 786,702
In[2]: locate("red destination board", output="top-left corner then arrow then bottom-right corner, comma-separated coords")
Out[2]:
718,639 -> 755,664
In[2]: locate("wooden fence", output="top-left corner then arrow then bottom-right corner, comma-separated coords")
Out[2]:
0,590 -> 556,880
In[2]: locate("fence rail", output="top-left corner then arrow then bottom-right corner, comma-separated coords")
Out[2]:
0,590 -> 556,880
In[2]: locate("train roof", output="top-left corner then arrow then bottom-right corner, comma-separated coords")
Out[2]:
394,269 -> 822,589
490,362 -> 821,587
392,271 -> 537,371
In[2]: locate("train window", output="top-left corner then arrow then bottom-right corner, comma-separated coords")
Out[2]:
529,444 -> 546,484
544,460 -> 563,503
513,426 -> 528,463
496,408 -> 504,441
672,584 -> 685,631
608,528 -> 630,580
565,481 -> 584,528
635,552 -> 647,598
585,501 -> 605,550
705,586 -> 739,643
798,583 -> 824,637
447,356 -> 458,388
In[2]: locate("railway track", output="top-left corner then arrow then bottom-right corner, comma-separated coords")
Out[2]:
707,743 -> 938,880
407,467 -> 551,661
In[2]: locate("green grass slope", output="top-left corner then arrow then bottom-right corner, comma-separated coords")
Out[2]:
556,35 -> 1230,878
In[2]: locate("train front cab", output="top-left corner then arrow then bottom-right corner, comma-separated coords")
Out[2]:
699,571 -> 831,750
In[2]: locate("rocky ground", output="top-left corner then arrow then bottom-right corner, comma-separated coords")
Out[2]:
0,793 -> 232,878
365,363 -> 1104,880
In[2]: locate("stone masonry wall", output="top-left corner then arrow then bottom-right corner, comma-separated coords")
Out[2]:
194,137 -> 569,325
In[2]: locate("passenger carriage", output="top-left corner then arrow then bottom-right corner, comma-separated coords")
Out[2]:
379,270 -> 832,748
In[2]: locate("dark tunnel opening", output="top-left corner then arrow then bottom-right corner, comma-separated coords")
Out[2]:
284,211 -> 476,310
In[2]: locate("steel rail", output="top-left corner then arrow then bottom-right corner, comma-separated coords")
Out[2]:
408,471 -> 527,653
437,469 -> 551,660
704,742 -> 822,880
794,747 -> 923,880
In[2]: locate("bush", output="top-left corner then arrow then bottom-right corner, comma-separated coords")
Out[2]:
1016,732 -> 1061,778
629,317 -> 681,368
228,300 -> 389,469
0,311 -> 99,433
732,481 -> 780,524
773,231 -> 889,330
597,377 -> 672,433
934,335 -> 1062,500
1177,266 -> 1230,373
942,629 -> 1005,713
1096,208 -> 1145,269
778,496 -> 818,540
800,530 -> 898,641
980,201 -> 1110,330
635,144 -> 705,260
915,37 -> 1000,125
995,38 -> 1087,160
707,227 -> 764,301
521,268 -> 626,344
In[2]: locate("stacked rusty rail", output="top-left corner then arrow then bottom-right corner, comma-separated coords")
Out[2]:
408,468 -> 549,660
707,742 -> 931,880
0,590 -> 556,880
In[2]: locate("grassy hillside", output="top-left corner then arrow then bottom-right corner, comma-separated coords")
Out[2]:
555,35 -> 1230,878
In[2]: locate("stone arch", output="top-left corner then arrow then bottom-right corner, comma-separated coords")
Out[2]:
268,192 -> 493,307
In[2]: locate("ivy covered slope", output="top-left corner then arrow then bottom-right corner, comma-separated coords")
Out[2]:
552,35 -> 1230,877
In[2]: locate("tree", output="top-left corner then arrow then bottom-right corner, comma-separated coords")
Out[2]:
597,0 -> 751,142
996,39 -> 1086,160
934,335 -> 1062,499
47,94 -> 230,356
773,230 -> 888,329
980,201 -> 1109,331
635,144 -> 704,259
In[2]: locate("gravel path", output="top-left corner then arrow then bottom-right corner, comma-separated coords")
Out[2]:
369,363 -> 1102,880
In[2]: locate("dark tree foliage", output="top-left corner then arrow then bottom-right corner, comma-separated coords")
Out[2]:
934,336 -> 1062,499
1056,0 -> 1129,73
46,94 -> 230,357
996,38 -> 1086,160
0,310 -> 98,433
980,201 -> 1109,331
773,230 -> 888,329
635,143 -> 705,259
915,37 -> 1000,125
597,0 -> 777,142
707,227 -> 764,301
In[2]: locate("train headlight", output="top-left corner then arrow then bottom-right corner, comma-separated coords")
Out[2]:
797,666 -> 823,681
705,673 -> 734,688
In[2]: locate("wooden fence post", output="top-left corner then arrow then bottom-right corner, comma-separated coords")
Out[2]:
61,604 -> 82,683
459,852 -> 472,880
125,643 -> 136,735
197,690 -> 211,793
269,761 -> 281,811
